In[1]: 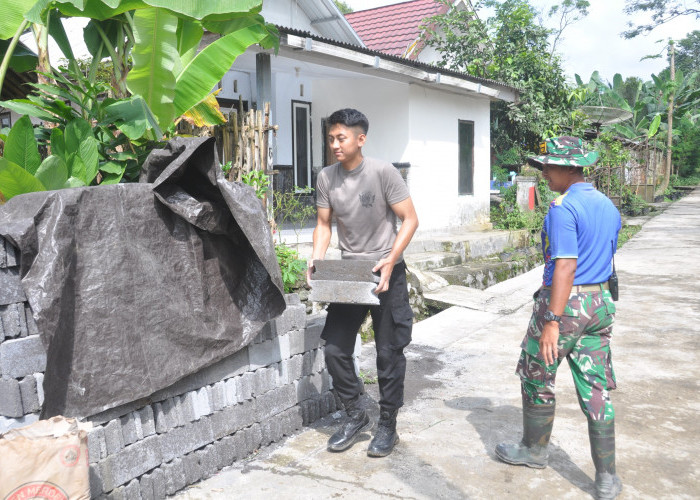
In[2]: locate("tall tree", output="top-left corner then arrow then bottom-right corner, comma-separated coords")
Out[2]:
333,1 -> 353,14
424,0 -> 575,159
674,30 -> 700,76
622,0 -> 700,38
547,0 -> 590,57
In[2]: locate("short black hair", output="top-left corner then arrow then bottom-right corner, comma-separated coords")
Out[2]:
327,108 -> 369,134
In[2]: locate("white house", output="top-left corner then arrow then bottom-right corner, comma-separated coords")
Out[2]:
215,0 -> 518,233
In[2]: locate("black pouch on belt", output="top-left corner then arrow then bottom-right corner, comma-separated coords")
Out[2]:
608,241 -> 619,301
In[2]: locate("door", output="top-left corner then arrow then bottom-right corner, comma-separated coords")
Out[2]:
292,101 -> 312,189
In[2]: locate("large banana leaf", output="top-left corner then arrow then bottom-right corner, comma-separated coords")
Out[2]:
0,40 -> 37,73
143,0 -> 262,21
176,18 -> 203,68
180,90 -> 226,127
35,155 -> 69,190
0,99 -> 62,122
26,0 -> 144,23
102,94 -> 163,139
127,7 -> 180,131
173,21 -> 269,118
4,116 -> 41,174
0,157 -> 46,201
0,0 -> 34,40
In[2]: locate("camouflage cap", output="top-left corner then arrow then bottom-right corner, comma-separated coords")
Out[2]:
527,136 -> 599,169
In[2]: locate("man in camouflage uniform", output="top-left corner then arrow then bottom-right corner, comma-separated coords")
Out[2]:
495,137 -> 623,500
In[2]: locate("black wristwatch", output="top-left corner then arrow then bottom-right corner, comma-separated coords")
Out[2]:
543,310 -> 562,324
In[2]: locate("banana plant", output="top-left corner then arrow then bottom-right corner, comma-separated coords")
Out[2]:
1,0 -> 278,133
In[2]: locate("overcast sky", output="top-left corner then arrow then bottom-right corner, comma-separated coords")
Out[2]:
346,0 -> 697,84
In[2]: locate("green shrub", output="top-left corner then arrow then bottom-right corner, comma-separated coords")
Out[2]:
274,243 -> 306,293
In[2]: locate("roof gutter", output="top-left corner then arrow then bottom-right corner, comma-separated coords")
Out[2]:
284,32 -> 514,102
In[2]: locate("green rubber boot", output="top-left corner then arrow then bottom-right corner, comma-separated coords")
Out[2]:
495,400 -> 555,469
589,419 -> 623,500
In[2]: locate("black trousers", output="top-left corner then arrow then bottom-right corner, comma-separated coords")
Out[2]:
321,261 -> 414,411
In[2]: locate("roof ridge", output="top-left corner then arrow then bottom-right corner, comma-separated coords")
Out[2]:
346,0 -> 441,17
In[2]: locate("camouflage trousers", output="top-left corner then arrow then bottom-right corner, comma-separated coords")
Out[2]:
516,287 -> 617,421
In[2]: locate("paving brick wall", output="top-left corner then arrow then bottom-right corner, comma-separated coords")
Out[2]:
0,236 -> 335,498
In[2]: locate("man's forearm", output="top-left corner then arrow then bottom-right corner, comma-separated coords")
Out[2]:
548,258 -> 577,315
387,215 -> 418,264
311,225 -> 331,261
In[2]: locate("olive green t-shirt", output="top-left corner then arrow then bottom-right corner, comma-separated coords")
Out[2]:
316,157 -> 410,261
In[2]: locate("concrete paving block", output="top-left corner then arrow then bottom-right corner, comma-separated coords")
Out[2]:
311,259 -> 380,282
248,334 -> 290,370
25,303 -> 39,336
238,372 -> 254,401
89,464 -> 105,498
0,303 -> 21,338
150,468 -> 166,500
138,405 -> 156,437
286,329 -> 306,357
321,391 -> 337,416
88,426 -> 107,464
284,354 -> 304,384
201,443 -> 220,479
182,452 -> 203,486
253,366 -> 277,397
259,419 -> 273,447
211,381 -> 226,412
0,335 -> 46,379
124,479 -> 141,500
34,372 -> 44,406
178,392 -> 197,423
4,239 -> 18,268
285,293 -> 301,306
17,302 -> 27,337
255,383 -> 297,422
216,435 -> 237,469
106,485 -> 125,500
149,348 -> 249,404
120,412 -> 142,446
244,423 -> 262,455
100,435 -> 163,491
304,316 -> 326,350
0,377 -> 23,418
0,236 -> 5,268
0,267 -> 25,305
158,417 -> 214,463
138,473 -> 154,500
163,458 -> 186,495
193,387 -> 212,419
210,399 -> 256,440
231,431 -> 246,461
103,419 -> 124,456
309,280 -> 380,306
224,377 -> 237,406
0,413 -> 38,434
19,374 -> 40,414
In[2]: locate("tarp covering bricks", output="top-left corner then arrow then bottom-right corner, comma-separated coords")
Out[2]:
0,137 -> 285,419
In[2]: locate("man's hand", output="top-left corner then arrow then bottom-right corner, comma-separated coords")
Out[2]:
372,258 -> 396,294
540,321 -> 560,366
306,259 -> 315,287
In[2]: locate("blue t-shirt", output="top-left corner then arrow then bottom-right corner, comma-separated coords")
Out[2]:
541,183 -> 621,286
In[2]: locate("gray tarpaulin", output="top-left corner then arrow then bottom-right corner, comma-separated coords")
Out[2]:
0,137 -> 285,418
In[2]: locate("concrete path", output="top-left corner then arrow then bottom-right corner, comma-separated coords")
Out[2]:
176,189 -> 700,499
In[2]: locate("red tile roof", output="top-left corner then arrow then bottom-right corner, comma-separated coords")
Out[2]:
345,0 -> 449,58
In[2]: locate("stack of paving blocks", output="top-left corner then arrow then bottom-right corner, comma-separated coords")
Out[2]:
309,259 -> 381,305
0,236 -> 336,498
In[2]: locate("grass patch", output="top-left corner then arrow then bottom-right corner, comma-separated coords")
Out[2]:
359,371 -> 378,385
618,224 -> 641,248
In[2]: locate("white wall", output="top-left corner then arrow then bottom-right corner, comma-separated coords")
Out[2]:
405,84 -> 492,231
310,78 -> 410,170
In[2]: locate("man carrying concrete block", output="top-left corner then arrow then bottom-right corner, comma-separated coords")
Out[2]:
307,108 -> 419,457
